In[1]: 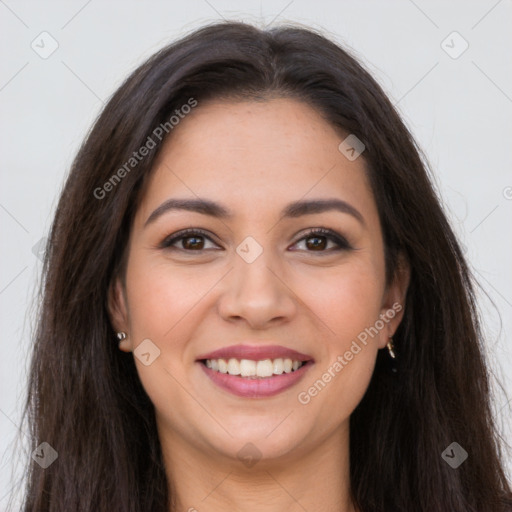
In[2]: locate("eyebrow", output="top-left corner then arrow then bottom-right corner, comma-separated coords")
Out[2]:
144,197 -> 365,228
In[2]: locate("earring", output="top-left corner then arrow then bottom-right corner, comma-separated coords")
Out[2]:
386,337 -> 396,359
117,332 -> 127,342
386,336 -> 398,374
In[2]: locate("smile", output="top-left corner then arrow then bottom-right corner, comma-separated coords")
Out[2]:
203,357 -> 304,377
196,344 -> 314,398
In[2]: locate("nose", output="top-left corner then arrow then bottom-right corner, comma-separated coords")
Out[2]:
216,248 -> 297,330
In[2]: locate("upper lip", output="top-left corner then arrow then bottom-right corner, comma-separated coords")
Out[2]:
196,344 -> 314,362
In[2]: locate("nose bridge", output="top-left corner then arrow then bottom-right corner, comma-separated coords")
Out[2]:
217,236 -> 296,327
237,242 -> 274,286
234,236 -> 281,299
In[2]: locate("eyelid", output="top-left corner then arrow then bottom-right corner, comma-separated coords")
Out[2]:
290,227 -> 352,251
159,228 -> 220,250
159,227 -> 352,252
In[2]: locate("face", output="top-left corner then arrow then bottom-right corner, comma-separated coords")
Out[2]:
109,98 -> 408,467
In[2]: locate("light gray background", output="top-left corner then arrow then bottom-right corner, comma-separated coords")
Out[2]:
1,0 -> 511,508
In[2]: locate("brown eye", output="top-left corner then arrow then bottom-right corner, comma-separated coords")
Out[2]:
305,235 -> 328,251
181,235 -> 205,250
160,229 -> 219,251
291,228 -> 352,253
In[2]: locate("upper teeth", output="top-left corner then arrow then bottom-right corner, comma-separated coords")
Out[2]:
205,358 -> 303,377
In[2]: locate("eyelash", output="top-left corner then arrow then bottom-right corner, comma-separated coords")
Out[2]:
159,227 -> 352,254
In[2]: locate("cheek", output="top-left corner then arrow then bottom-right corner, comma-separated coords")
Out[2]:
293,261 -> 384,418
123,258 -> 202,394
294,257 -> 384,341
123,259 -> 207,433
326,264 -> 384,371
126,255 -> 214,340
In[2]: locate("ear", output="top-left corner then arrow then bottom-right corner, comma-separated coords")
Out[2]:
107,276 -> 132,352
377,252 -> 410,349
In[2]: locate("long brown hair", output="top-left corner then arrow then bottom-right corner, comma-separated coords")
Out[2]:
13,20 -> 511,511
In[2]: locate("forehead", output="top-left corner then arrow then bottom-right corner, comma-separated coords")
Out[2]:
136,98 -> 376,224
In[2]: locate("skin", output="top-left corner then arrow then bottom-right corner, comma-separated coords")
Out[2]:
108,98 -> 410,512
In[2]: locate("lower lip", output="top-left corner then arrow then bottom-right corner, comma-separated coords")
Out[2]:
198,361 -> 313,398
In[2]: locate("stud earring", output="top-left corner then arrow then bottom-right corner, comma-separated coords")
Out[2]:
117,332 -> 127,342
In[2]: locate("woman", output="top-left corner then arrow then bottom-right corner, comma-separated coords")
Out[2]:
17,20 -> 511,511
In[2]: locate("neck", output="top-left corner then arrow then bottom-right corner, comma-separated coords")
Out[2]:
159,422 -> 357,512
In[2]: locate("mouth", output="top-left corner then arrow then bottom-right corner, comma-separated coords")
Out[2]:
196,344 -> 314,398
201,357 -> 307,377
